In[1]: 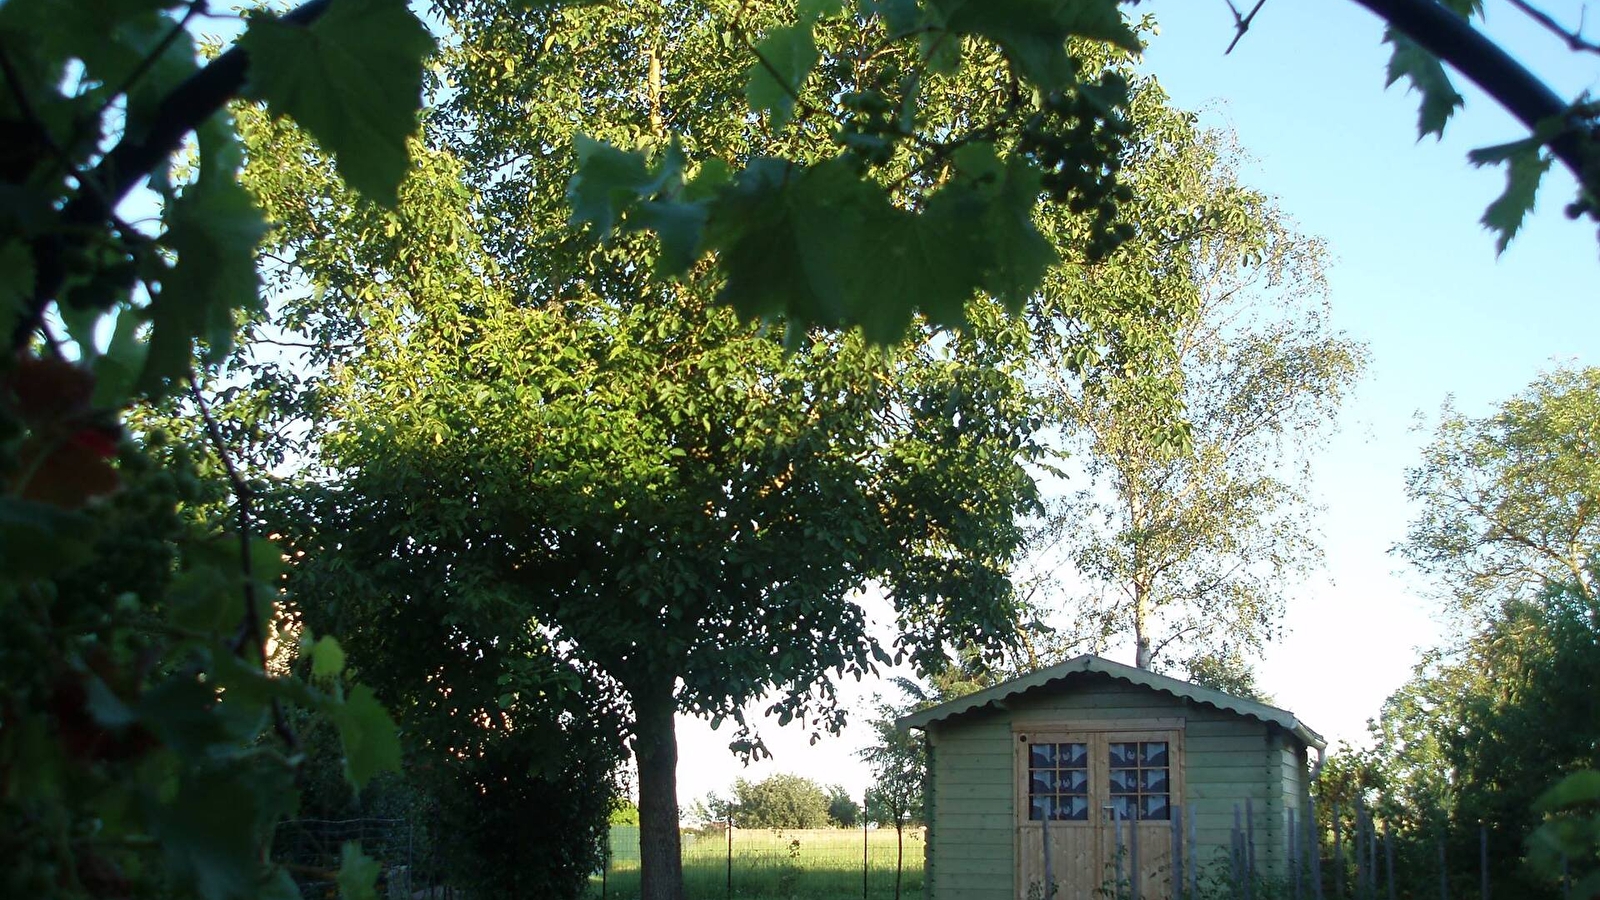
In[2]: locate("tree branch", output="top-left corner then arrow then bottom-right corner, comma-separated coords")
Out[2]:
13,0 -> 333,352
1349,0 -> 1591,182
1505,0 -> 1600,56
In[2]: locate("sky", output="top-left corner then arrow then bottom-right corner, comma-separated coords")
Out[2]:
667,0 -> 1600,812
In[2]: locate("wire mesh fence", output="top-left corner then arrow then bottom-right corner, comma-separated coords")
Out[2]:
593,824 -> 925,900
273,818 -> 417,899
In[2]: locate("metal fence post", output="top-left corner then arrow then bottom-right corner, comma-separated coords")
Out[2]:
1479,823 -> 1489,900
1308,797 -> 1324,900
1187,803 -> 1198,900
1439,838 -> 1448,900
726,814 -> 733,900
1245,797 -> 1256,898
1385,822 -> 1396,900
1334,803 -> 1345,900
1042,804 -> 1053,900
1290,807 -> 1301,900
1171,806 -> 1183,900
1114,808 -> 1125,900
1130,804 -> 1141,900
863,794 -> 869,900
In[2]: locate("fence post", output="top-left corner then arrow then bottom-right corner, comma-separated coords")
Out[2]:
601,826 -> 608,900
1385,822 -> 1395,900
726,814 -> 733,900
1479,823 -> 1489,900
1354,805 -> 1366,900
1232,804 -> 1244,892
1309,797 -> 1324,900
1114,807 -> 1126,900
863,796 -> 869,900
1130,804 -> 1141,900
1043,803 -> 1053,900
1439,838 -> 1448,900
1171,806 -> 1183,900
1290,807 -> 1301,900
1371,808 -> 1380,900
1187,802 -> 1198,900
1333,803 -> 1345,900
1246,797 -> 1256,897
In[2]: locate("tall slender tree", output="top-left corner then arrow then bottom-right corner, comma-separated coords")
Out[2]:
1024,125 -> 1367,674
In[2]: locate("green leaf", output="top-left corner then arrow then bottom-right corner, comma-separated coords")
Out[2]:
630,200 -> 708,277
567,135 -> 655,234
0,498 -> 94,578
259,868 -> 302,900
335,683 -> 401,789
860,0 -> 922,35
799,0 -> 846,21
1536,770 -> 1600,812
1471,139 -> 1551,254
166,565 -> 242,633
310,635 -> 347,679
142,115 -> 267,391
150,771 -> 262,900
1384,28 -> 1463,140
745,23 -> 818,129
926,0 -> 1139,90
337,842 -> 381,900
239,0 -> 434,207
0,240 -> 35,341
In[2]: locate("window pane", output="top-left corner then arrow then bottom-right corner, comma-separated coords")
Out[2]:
1109,768 -> 1139,794
1140,795 -> 1171,821
1141,768 -> 1169,793
1060,768 -> 1088,795
1059,742 -> 1088,768
1059,795 -> 1089,820
1109,742 -> 1138,767
1140,742 -> 1169,766
1110,796 -> 1137,821
1029,743 -> 1056,767
1030,795 -> 1054,821
1030,770 -> 1057,794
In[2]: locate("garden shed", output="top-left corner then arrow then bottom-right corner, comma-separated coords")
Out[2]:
898,654 -> 1325,900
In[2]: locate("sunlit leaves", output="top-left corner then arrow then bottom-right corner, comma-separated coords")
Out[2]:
240,0 -> 434,207
923,0 -> 1139,89
1469,138 -> 1552,254
1383,28 -> 1463,140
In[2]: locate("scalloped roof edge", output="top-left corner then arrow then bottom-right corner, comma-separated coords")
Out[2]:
896,653 -> 1326,751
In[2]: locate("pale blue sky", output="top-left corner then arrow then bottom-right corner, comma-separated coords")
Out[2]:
673,0 -> 1599,808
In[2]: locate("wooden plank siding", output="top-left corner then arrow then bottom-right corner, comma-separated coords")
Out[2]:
925,672 -> 1318,899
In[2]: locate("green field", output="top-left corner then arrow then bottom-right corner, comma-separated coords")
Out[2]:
594,826 -> 926,900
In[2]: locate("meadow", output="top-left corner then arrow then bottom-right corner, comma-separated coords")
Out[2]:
594,826 -> 926,900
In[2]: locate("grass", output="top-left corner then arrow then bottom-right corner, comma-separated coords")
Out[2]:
594,826 -> 926,900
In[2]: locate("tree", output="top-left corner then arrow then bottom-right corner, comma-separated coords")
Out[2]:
1401,366 -> 1600,613
1325,574 -> 1600,898
4,2 -> 1594,899
728,774 -> 834,829
827,785 -> 862,828
1026,135 -> 1367,672
860,689 -> 930,900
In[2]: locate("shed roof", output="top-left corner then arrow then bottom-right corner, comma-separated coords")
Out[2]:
897,654 -> 1326,750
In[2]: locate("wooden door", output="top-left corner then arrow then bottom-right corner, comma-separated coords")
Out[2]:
1017,728 -> 1182,900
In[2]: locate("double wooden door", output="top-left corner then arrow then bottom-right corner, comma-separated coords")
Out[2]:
1016,727 -> 1182,900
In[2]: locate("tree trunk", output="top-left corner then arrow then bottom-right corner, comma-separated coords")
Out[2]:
895,820 -> 904,900
1133,581 -> 1153,669
634,683 -> 684,900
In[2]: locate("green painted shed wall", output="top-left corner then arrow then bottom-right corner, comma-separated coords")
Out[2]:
921,673 -> 1314,900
